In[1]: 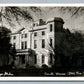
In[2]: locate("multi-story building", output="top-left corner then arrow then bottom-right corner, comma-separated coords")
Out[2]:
11,17 -> 64,68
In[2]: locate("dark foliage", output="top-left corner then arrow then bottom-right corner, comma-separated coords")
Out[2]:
0,27 -> 11,66
0,27 -> 11,54
53,27 -> 84,68
0,27 -> 16,67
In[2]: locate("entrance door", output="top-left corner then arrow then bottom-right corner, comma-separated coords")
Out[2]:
20,55 -> 25,64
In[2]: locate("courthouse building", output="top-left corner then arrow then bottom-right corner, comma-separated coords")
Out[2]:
11,17 -> 64,68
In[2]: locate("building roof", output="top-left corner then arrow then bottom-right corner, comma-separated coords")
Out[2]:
46,17 -> 64,24
11,17 -> 64,34
17,28 -> 25,32
29,24 -> 47,32
10,28 -> 26,35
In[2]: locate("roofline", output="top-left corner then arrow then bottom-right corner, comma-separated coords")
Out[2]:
16,27 -> 25,33
29,28 -> 47,32
11,28 -> 25,35
10,32 -> 21,35
47,19 -> 64,24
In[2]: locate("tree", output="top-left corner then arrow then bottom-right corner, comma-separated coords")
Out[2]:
58,29 -> 84,68
46,25 -> 84,69
0,26 -> 11,66
69,31 -> 84,67
0,7 -> 33,27
0,7 -> 42,28
9,44 -> 16,67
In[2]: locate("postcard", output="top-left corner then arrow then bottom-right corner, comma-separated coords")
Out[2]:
0,4 -> 84,81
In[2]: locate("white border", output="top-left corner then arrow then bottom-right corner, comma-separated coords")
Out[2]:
0,3 -> 84,6
0,77 -> 84,81
0,3 -> 84,81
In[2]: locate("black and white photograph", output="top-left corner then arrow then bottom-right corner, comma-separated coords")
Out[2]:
0,4 -> 84,77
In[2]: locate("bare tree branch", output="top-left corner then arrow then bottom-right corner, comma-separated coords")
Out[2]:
71,7 -> 81,17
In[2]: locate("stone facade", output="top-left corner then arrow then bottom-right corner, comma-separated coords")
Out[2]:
10,17 -> 64,68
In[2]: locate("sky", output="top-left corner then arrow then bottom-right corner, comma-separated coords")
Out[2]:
1,6 -> 84,33
0,6 -> 84,32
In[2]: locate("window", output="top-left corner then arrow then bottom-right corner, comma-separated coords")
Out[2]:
50,38 -> 53,47
36,23 -> 38,26
21,42 -> 24,49
42,31 -> 45,35
25,41 -> 27,49
13,43 -> 16,48
21,41 -> 27,49
34,32 -> 37,37
21,34 -> 24,38
42,55 -> 45,64
33,23 -> 35,27
13,36 -> 16,40
25,33 -> 27,38
50,24 -> 53,32
34,40 -> 37,49
42,39 -> 45,48
49,53 -> 53,64
21,34 -> 27,38
34,54 -> 37,64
